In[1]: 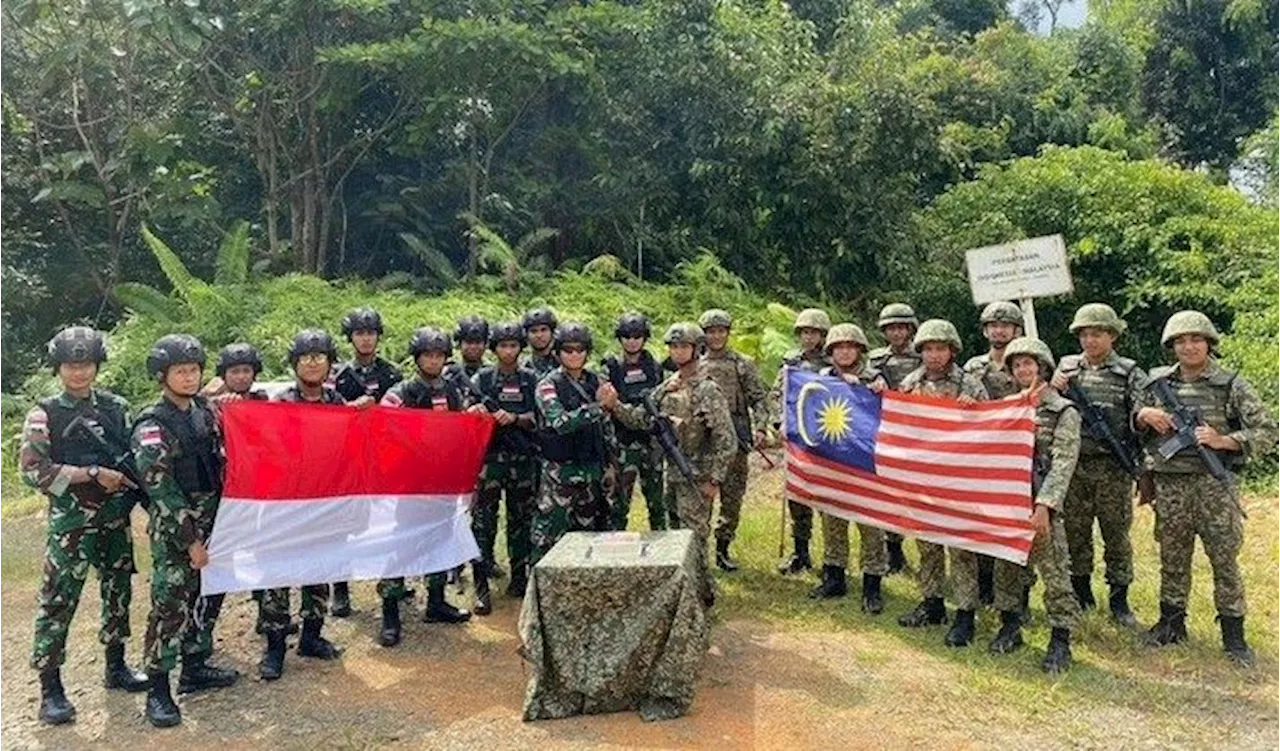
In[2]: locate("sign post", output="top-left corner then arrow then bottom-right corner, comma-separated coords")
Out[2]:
965,234 -> 1073,338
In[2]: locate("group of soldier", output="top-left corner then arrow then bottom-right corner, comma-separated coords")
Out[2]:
20,297 -> 1273,728
769,302 -> 1274,676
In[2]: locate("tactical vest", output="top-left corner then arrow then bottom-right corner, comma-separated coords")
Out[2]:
526,352 -> 559,378
41,393 -> 128,468
819,364 -> 882,386
965,354 -> 1017,399
539,370 -> 604,464
397,377 -> 465,411
140,397 -> 222,496
475,366 -> 539,453
603,351 -> 661,444
334,358 -> 402,402
869,348 -> 921,390
1032,395 -> 1076,500
1145,364 -> 1244,472
783,348 -> 828,373
1058,353 -> 1137,456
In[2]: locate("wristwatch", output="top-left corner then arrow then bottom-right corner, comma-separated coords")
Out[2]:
87,465 -> 101,484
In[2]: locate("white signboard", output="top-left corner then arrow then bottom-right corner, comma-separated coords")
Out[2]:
965,235 -> 1073,305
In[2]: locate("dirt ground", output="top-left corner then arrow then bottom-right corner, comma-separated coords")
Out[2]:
2,492 -> 1276,750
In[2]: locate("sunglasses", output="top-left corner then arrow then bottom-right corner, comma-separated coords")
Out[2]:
559,345 -> 587,355
298,353 -> 330,365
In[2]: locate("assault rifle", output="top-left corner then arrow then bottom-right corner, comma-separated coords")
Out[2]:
642,390 -> 699,488
1064,381 -> 1154,504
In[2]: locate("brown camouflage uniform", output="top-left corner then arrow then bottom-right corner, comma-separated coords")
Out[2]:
701,347 -> 769,545
899,364 -> 989,608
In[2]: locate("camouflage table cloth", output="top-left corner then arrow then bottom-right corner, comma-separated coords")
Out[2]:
518,530 -> 710,721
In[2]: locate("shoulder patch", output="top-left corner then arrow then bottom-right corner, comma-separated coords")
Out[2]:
138,424 -> 164,447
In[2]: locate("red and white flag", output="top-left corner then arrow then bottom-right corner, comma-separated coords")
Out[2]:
202,401 -> 493,595
783,369 -> 1036,565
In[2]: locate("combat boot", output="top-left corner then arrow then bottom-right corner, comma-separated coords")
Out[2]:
297,618 -> 343,659
978,556 -> 995,606
507,566 -> 529,599
145,671 -> 181,728
1219,615 -> 1254,668
379,598 -> 402,648
1042,627 -> 1072,674
716,539 -> 739,572
329,581 -> 352,618
37,668 -> 75,725
861,574 -> 884,614
1108,584 -> 1138,629
886,538 -> 907,575
898,597 -> 947,628
258,631 -> 286,680
424,575 -> 472,624
178,652 -> 239,694
776,537 -> 812,575
988,610 -> 1024,654
1071,575 -> 1095,611
944,609 -> 976,647
103,643 -> 149,692
473,561 -> 493,616
1144,602 -> 1187,646
808,565 -> 847,599
447,565 -> 465,594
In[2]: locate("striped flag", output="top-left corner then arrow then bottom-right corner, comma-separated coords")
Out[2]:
783,369 -> 1036,565
202,400 -> 493,595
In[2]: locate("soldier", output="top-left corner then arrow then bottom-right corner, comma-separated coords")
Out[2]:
258,330 -> 367,679
1135,311 -> 1276,666
772,308 -> 831,575
523,307 -> 560,378
699,308 -> 770,571
896,319 -> 989,646
606,323 -> 736,607
530,322 -> 619,566
330,308 -> 404,615
989,338 -> 1082,674
133,334 -> 240,727
448,315 -> 490,382
471,322 -> 540,608
1050,304 -> 1145,626
964,301 -> 1024,607
24,327 -> 149,726
869,303 -> 923,575
810,324 -> 889,613
376,327 -> 481,646
601,311 -> 667,532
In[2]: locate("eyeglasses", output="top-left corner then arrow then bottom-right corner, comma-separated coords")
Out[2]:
298,353 -> 329,365
559,345 -> 587,355
620,334 -> 645,341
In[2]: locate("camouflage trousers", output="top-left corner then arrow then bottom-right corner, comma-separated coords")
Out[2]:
714,452 -> 749,543
671,477 -> 715,605
144,492 -> 221,672
786,499 -> 813,541
611,439 -> 667,532
1153,473 -> 1245,617
475,453 -> 538,577
530,461 -> 608,568
820,513 -> 888,575
30,506 -> 137,670
917,540 -> 978,609
262,584 -> 330,626
994,510 -> 1079,630
1063,457 -> 1135,586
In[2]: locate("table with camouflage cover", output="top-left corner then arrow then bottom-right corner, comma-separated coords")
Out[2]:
518,530 -> 710,721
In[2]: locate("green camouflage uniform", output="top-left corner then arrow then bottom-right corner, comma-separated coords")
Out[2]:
531,367 -> 618,566
524,351 -> 560,379
701,348 -> 769,545
23,390 -> 139,670
602,352 -> 667,531
616,365 -> 737,604
899,364 -> 989,608
132,396 -> 225,672
770,348 -> 829,542
1136,361 -> 1276,617
963,352 -> 1018,400
992,391 -> 1083,630
472,365 -> 540,579
817,365 -> 889,575
1055,352 -> 1146,587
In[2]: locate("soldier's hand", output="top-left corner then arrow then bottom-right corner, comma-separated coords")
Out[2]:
96,467 -> 133,493
1137,407 -> 1173,434
466,403 -> 488,415
1195,425 -> 1237,451
351,395 -> 376,410
1023,382 -> 1048,406
211,392 -> 244,405
753,430 -> 768,450
201,377 -> 228,397
495,409 -> 517,426
1049,372 -> 1069,392
188,541 -> 209,569
700,482 -> 719,501
597,383 -> 619,411
956,394 -> 978,407
868,380 -> 886,394
1030,505 -> 1050,540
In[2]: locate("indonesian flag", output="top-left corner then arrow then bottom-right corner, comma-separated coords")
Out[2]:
783,369 -> 1036,565
202,401 -> 493,595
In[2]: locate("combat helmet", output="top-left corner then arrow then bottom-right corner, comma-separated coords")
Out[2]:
1069,303 -> 1127,336
664,322 -> 706,346
698,309 -> 733,330
824,323 -> 870,353
794,308 -> 832,333
340,308 -> 383,339
216,343 -> 263,377
980,301 -> 1024,329
614,312 -> 652,340
488,321 -> 527,351
288,329 -> 338,365
554,322 -> 594,352
1161,310 -> 1220,347
877,303 -> 919,330
147,334 -> 207,380
47,327 -> 108,369
1002,336 -> 1055,374
912,319 -> 963,354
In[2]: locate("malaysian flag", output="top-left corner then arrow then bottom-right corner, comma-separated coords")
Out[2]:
783,369 -> 1036,565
